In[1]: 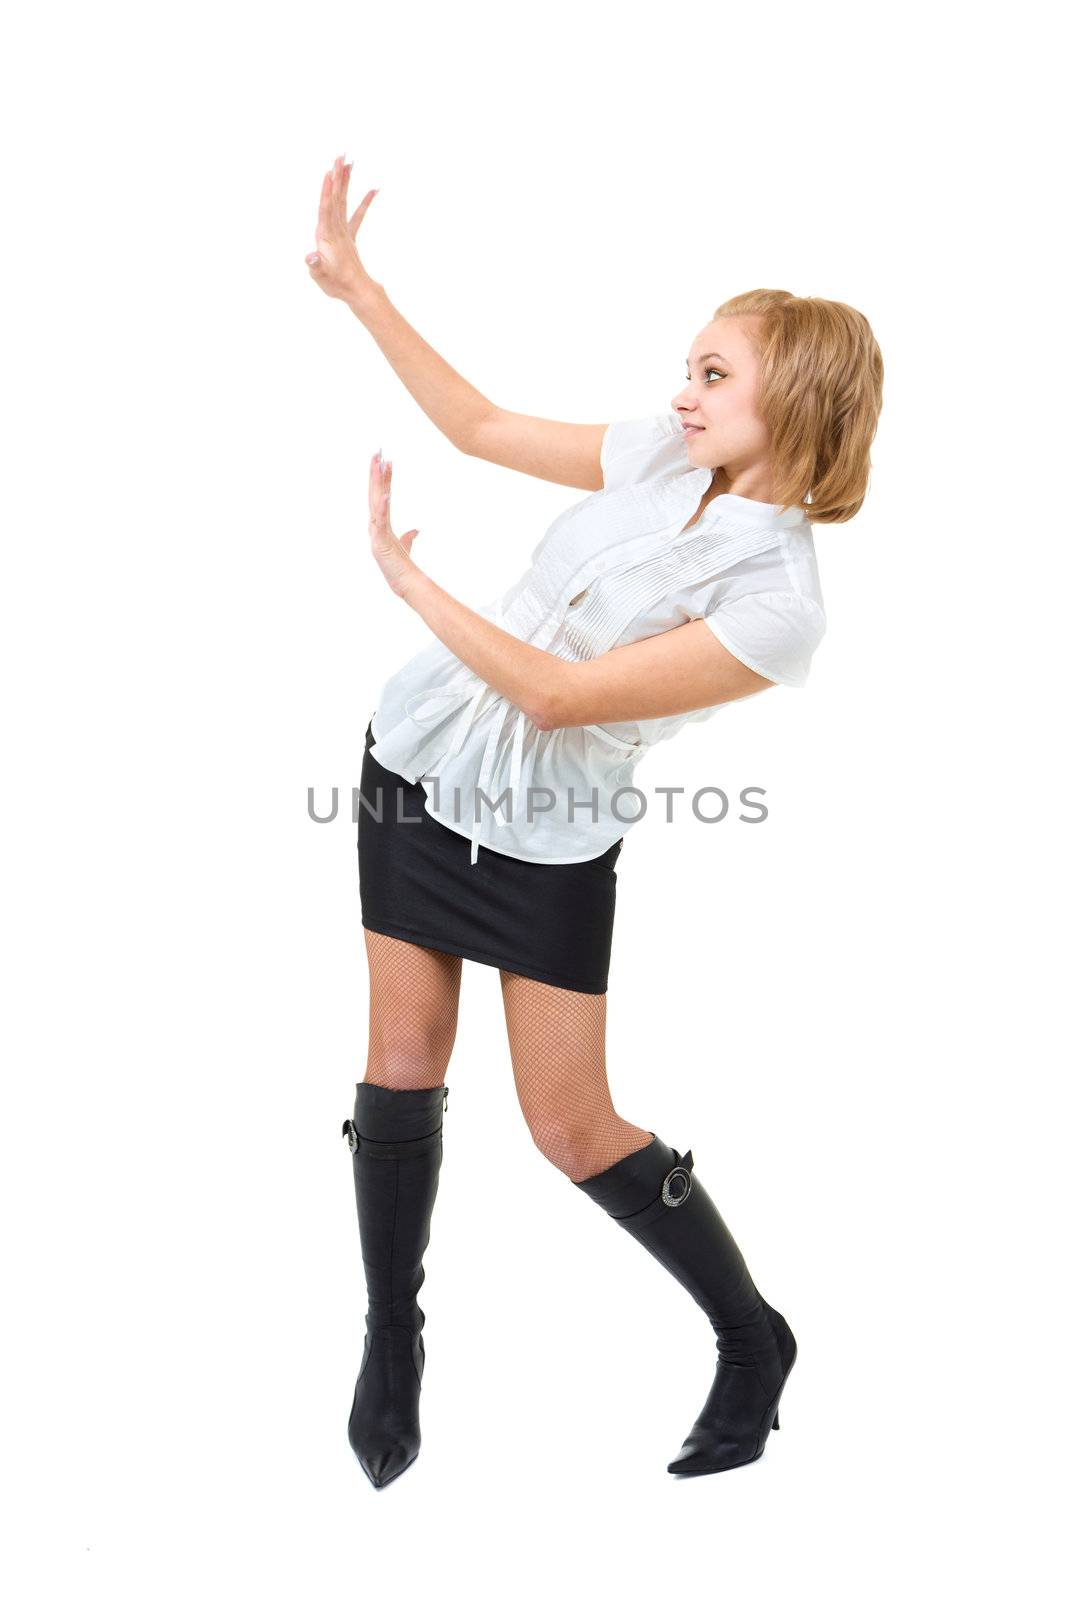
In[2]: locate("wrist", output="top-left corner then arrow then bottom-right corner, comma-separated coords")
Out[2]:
401,565 -> 435,611
346,280 -> 386,321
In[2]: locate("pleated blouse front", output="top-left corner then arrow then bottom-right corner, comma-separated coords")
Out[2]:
369,410 -> 827,865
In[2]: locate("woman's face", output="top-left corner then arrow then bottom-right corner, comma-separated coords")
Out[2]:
671,318 -> 774,484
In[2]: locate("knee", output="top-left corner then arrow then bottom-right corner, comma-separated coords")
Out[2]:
365,1021 -> 448,1091
523,1112 -> 655,1182
523,1115 -> 604,1181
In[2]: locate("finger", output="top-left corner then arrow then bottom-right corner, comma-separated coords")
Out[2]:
376,462 -> 390,525
348,188 -> 378,239
328,155 -> 342,231
324,155 -> 344,234
370,471 -> 388,525
368,448 -> 382,516
334,155 -> 350,230
378,487 -> 391,538
317,167 -> 334,236
340,160 -> 352,211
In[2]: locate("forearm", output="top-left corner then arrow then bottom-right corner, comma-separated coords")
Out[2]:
402,566 -> 770,730
404,569 -> 567,729
347,283 -> 493,454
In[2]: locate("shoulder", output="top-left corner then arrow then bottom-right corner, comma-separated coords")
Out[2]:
600,411 -> 690,491
702,585 -> 827,688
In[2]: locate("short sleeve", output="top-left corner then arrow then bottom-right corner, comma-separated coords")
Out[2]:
702,590 -> 827,688
600,412 -> 688,492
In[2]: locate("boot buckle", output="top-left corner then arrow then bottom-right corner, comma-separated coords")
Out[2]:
661,1149 -> 694,1207
341,1118 -> 359,1152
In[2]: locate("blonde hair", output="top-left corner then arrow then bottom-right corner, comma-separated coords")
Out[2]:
713,289 -> 884,525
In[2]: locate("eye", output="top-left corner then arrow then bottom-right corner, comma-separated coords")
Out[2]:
684,367 -> 726,385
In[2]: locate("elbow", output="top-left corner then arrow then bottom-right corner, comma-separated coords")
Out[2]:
524,684 -> 570,733
522,662 -> 575,733
456,401 -> 499,459
524,697 -> 560,734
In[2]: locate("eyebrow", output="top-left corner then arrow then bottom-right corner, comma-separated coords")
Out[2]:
686,352 -> 730,366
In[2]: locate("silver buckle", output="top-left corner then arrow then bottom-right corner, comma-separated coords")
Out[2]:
661,1164 -> 692,1206
341,1118 -> 359,1152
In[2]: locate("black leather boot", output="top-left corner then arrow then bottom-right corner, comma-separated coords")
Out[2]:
573,1133 -> 796,1476
341,1080 -> 449,1489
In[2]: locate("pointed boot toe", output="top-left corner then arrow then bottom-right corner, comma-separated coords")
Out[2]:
667,1440 -> 746,1475
666,1359 -> 780,1475
358,1443 -> 420,1490
347,1324 -> 426,1486
667,1424 -> 764,1476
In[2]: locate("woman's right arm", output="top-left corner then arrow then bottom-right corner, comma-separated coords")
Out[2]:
307,157 -> 607,492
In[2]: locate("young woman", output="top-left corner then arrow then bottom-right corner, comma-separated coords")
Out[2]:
307,156 -> 884,1490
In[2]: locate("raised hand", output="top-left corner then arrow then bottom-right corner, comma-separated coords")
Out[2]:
306,155 -> 380,307
368,450 -> 422,600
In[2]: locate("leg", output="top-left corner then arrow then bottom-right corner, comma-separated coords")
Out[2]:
498,966 -> 796,1477
342,931 -> 463,1489
363,928 -> 463,1088
497,968 -> 653,1181
572,1132 -> 797,1475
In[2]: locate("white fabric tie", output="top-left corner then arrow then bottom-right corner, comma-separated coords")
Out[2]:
403,670 -> 528,865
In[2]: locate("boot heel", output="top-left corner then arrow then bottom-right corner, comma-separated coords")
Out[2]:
771,1409 -> 780,1429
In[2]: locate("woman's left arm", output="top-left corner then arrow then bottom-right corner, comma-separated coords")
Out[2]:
368,455 -> 774,732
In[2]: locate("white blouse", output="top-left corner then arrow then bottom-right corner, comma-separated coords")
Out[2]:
368,409 -> 827,865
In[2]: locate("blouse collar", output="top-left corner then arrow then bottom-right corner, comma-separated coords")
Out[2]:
689,466 -> 809,530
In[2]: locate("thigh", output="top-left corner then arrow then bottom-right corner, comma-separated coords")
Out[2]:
363,929 -> 463,1088
498,967 -> 610,1131
498,970 -> 653,1177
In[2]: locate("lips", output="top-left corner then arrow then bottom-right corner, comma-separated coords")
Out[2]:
682,424 -> 704,434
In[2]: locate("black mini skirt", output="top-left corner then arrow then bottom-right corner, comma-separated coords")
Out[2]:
357,717 -> 622,993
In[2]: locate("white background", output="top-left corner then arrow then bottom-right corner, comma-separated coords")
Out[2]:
3,0 -> 1063,1594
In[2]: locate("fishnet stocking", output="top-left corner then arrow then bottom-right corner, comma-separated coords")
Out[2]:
361,929 -> 462,1089
498,970 -> 653,1182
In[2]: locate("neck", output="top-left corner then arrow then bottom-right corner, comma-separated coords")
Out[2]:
706,467 -> 779,509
